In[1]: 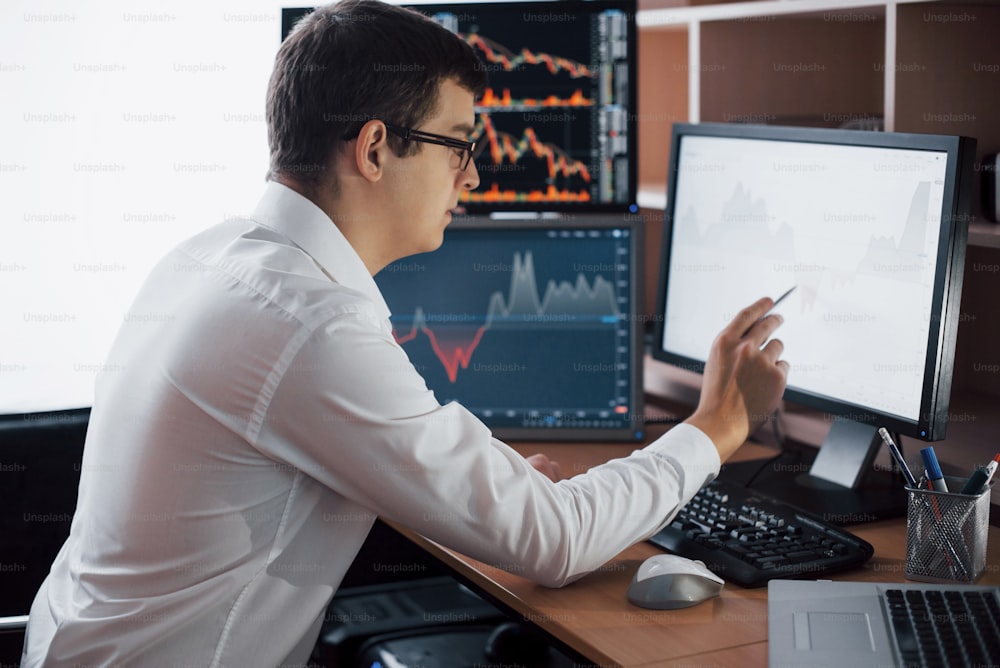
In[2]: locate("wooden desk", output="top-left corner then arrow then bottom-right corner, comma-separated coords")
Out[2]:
393,440 -> 1000,668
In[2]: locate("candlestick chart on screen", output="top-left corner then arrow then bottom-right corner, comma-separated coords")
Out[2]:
426,6 -> 633,210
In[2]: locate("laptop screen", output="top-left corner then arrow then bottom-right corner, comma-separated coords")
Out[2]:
375,217 -> 643,441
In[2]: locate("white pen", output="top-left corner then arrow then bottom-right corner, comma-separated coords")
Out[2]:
984,453 -> 1000,486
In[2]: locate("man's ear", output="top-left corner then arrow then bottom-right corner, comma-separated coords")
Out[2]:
354,119 -> 389,183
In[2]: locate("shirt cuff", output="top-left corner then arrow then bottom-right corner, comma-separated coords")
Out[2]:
645,422 -> 722,505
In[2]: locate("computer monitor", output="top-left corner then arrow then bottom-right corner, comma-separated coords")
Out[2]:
283,0 -> 637,213
375,217 -> 644,441
1,0 -> 294,418
652,122 -> 976,522
1,0 -> 294,631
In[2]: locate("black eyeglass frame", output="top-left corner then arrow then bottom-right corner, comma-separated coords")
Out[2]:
381,122 -> 477,171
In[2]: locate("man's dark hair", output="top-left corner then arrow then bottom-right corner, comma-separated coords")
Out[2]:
266,0 -> 488,186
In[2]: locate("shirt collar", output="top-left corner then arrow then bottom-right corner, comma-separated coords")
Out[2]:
251,180 -> 390,321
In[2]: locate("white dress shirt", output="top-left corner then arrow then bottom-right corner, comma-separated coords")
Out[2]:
23,181 -> 721,667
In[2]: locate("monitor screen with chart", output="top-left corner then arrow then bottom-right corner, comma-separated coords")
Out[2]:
282,0 -> 638,213
376,217 -> 644,441
652,122 -> 975,518
417,0 -> 636,212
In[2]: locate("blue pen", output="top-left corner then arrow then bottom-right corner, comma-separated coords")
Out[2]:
920,446 -> 949,493
878,428 -> 917,488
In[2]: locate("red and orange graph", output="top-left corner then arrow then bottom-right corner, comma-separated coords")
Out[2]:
478,87 -> 592,109
394,312 -> 485,384
462,183 -> 590,204
463,33 -> 594,79
462,114 -> 592,204
458,32 -> 599,204
479,114 -> 591,181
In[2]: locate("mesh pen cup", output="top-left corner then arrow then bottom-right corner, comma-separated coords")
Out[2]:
905,477 -> 991,583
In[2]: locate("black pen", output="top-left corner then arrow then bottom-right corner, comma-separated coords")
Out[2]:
878,427 -> 918,488
761,286 -> 796,320
960,466 -> 989,495
772,285 -> 796,309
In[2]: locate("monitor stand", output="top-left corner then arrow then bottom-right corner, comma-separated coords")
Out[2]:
717,418 -> 908,525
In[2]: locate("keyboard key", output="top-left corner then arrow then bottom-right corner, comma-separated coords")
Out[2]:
884,587 -> 1000,668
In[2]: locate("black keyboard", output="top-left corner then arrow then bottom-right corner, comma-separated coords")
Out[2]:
885,588 -> 1000,667
648,478 -> 874,588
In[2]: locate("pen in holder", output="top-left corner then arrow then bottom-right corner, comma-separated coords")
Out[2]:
905,475 -> 991,583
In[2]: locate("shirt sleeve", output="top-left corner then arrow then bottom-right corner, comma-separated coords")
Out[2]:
254,312 -> 720,588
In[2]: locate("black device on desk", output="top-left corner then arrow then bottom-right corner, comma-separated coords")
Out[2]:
651,122 -> 976,524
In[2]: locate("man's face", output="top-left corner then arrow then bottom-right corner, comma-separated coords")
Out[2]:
381,78 -> 480,260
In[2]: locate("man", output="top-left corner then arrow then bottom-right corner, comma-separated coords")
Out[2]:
23,1 -> 788,665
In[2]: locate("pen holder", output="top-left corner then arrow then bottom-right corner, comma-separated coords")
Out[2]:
905,476 -> 991,583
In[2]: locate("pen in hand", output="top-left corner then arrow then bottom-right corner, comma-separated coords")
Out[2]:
759,286 -> 796,322
771,285 -> 796,310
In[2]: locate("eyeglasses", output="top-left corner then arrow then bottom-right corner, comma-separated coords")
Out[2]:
382,123 -> 477,171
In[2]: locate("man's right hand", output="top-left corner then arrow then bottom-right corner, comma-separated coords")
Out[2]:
686,296 -> 789,462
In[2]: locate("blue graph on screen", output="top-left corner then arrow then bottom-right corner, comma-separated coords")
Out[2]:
394,250 -> 620,382
375,227 -> 633,429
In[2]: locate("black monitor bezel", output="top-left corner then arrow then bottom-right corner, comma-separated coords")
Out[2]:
651,122 -> 975,443
384,213 -> 645,442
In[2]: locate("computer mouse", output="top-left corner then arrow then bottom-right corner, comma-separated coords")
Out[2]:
626,554 -> 724,610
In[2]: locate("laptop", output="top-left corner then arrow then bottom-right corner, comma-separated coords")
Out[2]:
768,579 -> 1000,667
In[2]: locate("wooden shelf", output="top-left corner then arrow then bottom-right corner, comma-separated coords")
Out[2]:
634,1 -> 1000,237
969,222 -> 1000,249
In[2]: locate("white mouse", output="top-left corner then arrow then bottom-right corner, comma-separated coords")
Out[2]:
626,554 -> 725,610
